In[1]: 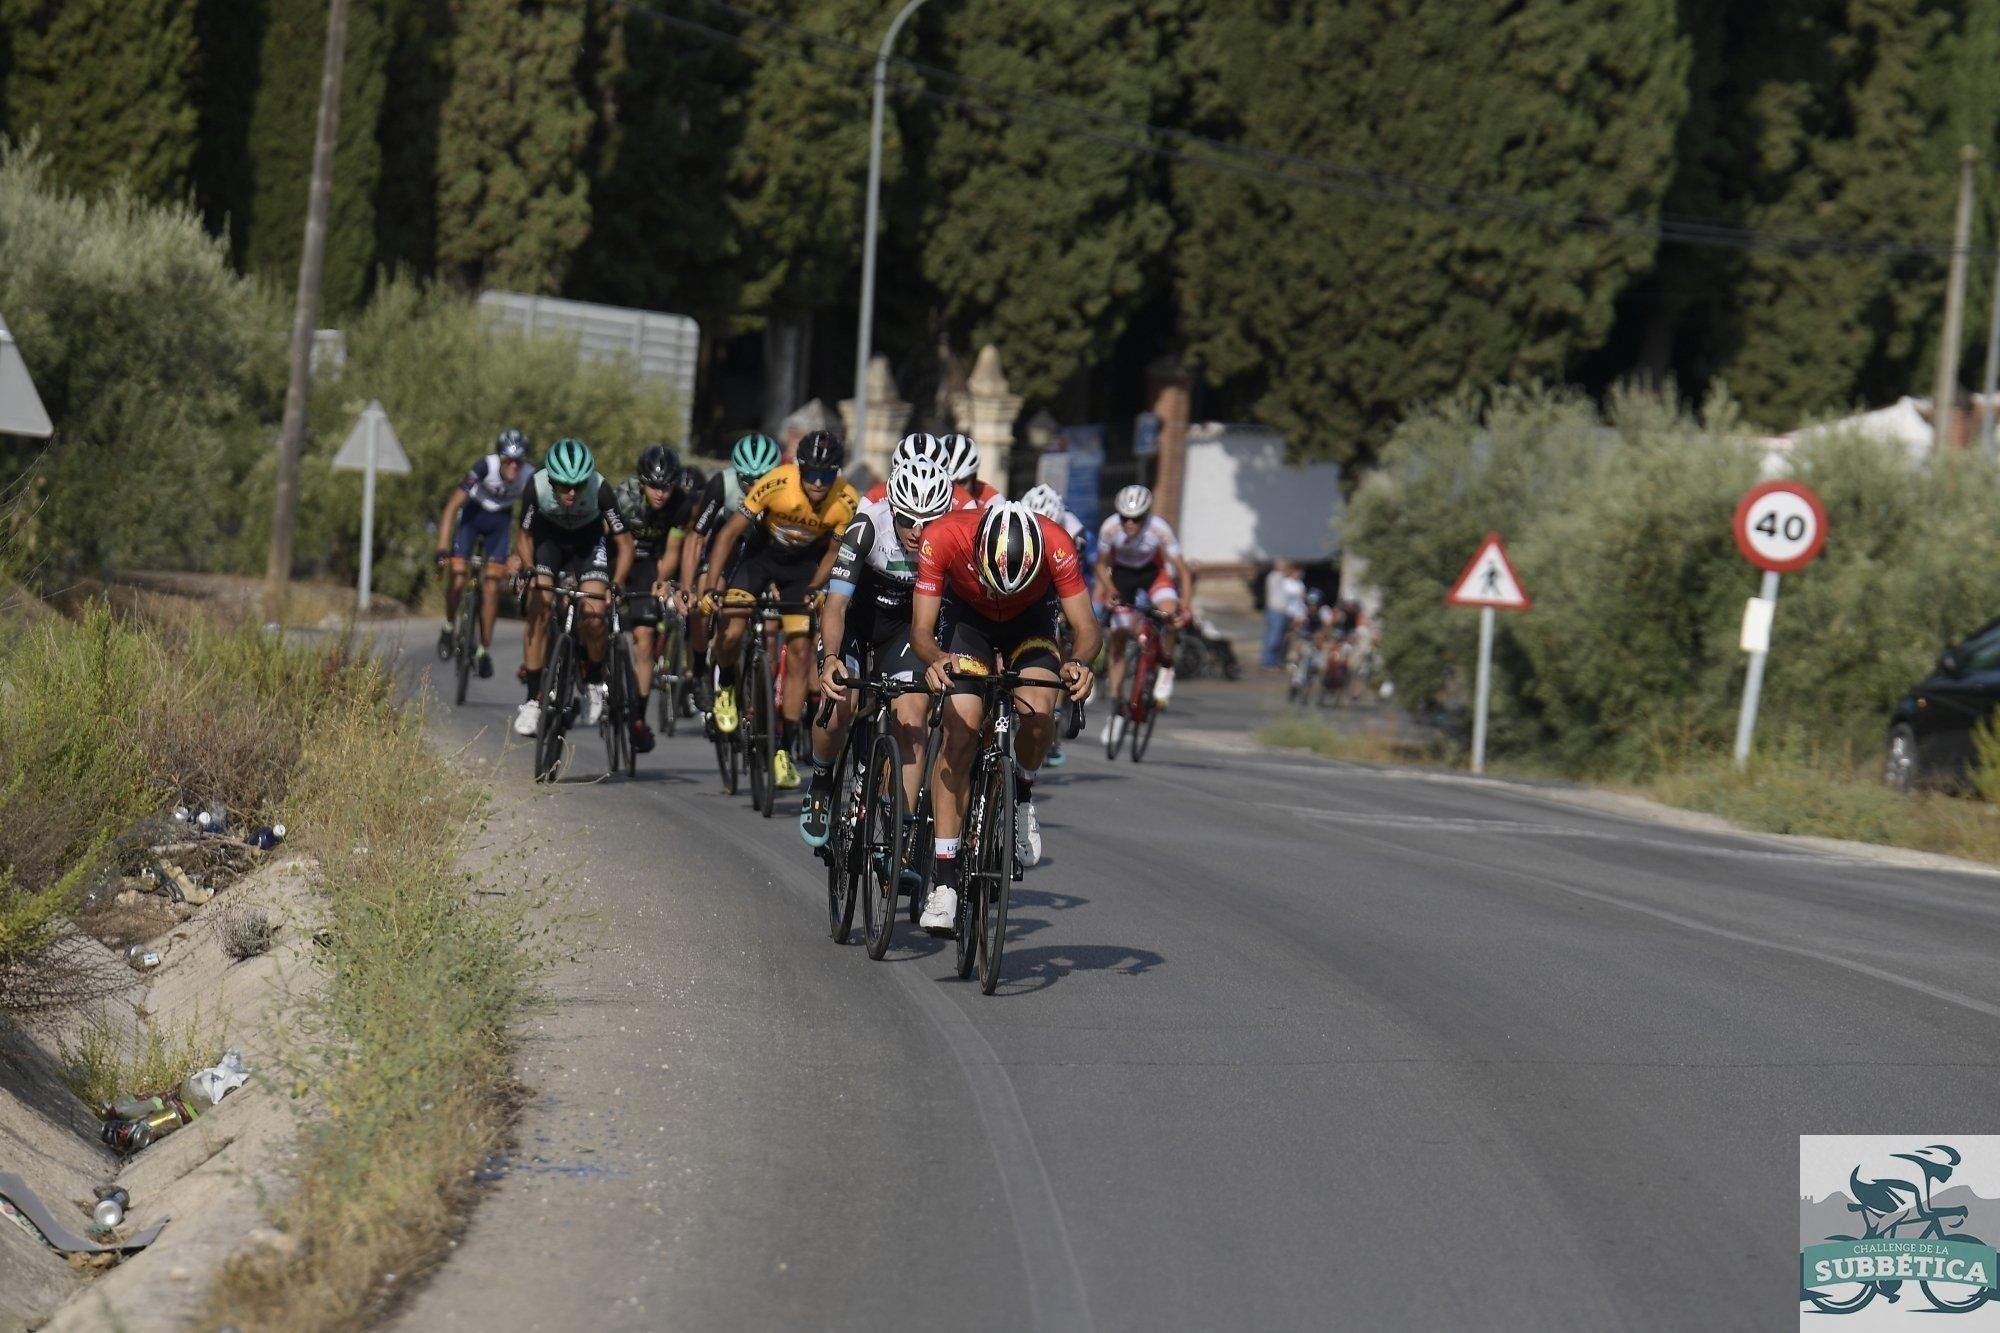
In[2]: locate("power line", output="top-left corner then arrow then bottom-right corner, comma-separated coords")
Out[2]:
618,0 -> 1995,261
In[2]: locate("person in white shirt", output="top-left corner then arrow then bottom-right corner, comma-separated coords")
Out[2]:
1093,484 -> 1186,709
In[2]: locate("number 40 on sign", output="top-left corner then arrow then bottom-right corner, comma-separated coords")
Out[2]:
1730,480 -> 1828,769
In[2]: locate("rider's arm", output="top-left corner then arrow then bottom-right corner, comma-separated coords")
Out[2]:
910,591 -> 946,668
609,531 -> 635,587
657,532 -> 684,589
1058,589 -> 1103,671
510,500 -> 534,575
437,487 -> 468,554
705,512 -> 750,589
808,536 -> 841,591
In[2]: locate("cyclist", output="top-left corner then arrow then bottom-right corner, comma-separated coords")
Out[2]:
863,432 -> 986,511
1095,483 -> 1186,712
1019,483 -> 1089,768
508,437 -> 634,738
613,444 -> 697,754
680,434 -> 782,712
800,454 -> 958,848
939,432 -> 1005,508
700,429 -> 859,790
911,502 -> 1099,932
434,429 -> 534,674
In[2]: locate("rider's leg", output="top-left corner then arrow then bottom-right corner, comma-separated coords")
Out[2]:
1152,587 -> 1181,702
1104,623 -> 1131,704
779,627 -> 812,754
444,557 -> 468,625
923,691 -> 983,929
890,692 -> 929,807
1012,674 -> 1061,771
577,581 -> 609,667
521,576 -> 553,683
477,563 -> 505,648
631,624 -> 656,696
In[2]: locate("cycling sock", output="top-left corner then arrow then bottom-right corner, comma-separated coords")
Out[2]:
932,840 -> 960,888
809,760 -> 832,791
718,665 -> 737,691
1014,771 -> 1035,803
523,669 -> 542,699
583,659 -> 603,684
779,720 -> 796,751
476,645 -> 489,658
634,688 -> 649,715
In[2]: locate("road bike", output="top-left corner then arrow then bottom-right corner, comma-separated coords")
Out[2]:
1805,1200 -> 1992,1314
944,670 -> 1085,994
531,576 -> 595,783
729,587 -> 793,818
814,669 -> 926,949
653,599 -> 693,738
601,593 -> 640,779
1105,603 -> 1172,763
447,552 -> 489,706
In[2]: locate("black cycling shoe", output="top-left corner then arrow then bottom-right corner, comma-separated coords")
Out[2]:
476,651 -> 494,679
630,719 -> 656,754
436,628 -> 453,659
798,781 -> 832,849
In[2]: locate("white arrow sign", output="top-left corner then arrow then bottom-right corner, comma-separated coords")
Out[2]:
1446,533 -> 1531,610
0,313 -> 53,438
332,400 -> 409,474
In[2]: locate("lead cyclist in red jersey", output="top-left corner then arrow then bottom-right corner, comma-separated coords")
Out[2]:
911,502 -> 1098,932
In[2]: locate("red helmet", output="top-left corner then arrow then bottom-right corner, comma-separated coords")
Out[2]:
975,501 -> 1045,596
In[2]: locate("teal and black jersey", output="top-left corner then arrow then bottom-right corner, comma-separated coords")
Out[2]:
614,477 -> 698,560
518,470 -> 627,536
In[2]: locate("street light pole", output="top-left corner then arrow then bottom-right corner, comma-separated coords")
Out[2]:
850,0 -> 929,454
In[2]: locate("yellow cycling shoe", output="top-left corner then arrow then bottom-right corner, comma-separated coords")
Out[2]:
773,748 -> 800,790
713,685 -> 739,734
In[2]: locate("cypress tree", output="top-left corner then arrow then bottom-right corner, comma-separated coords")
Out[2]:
918,1 -> 1190,406
243,0 -> 388,315
433,0 -> 594,293
0,0 -> 201,201
190,0 -> 266,255
1172,1 -> 1687,467
375,0 -> 449,280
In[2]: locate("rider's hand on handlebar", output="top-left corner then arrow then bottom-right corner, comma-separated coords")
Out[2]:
435,548 -> 450,568
1059,658 -> 1095,702
924,655 -> 977,694
818,657 -> 849,698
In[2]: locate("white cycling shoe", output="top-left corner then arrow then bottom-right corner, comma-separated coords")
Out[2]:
920,885 -> 957,934
512,700 -> 542,738
583,683 -> 608,726
1015,800 -> 1041,868
1153,667 -> 1175,704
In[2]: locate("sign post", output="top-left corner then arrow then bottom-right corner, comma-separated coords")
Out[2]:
331,400 -> 410,612
1729,480 -> 1828,769
1446,533 -> 1532,774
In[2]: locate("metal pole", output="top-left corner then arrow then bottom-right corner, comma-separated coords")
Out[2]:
263,0 -> 349,623
1979,228 -> 2000,457
357,410 -> 377,612
1732,569 -> 1782,770
1932,145 -> 1978,452
850,0 -> 930,452
1471,605 -> 1494,775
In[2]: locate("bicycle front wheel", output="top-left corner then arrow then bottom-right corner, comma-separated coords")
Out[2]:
1922,1231 -> 1992,1311
751,647 -> 778,818
862,732 -> 905,960
976,759 -> 1014,995
534,636 -> 575,783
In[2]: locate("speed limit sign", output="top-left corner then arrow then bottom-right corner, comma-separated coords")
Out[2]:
1732,480 -> 1827,573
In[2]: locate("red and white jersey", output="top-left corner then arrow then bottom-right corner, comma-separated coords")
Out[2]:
915,510 -> 1084,621
1097,514 -> 1180,569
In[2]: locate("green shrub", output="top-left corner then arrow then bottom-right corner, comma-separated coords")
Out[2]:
1350,384 -> 2000,775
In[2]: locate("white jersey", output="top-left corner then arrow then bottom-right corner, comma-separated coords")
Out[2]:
1097,513 -> 1180,569
461,453 -> 534,514
1061,511 -> 1087,547
828,495 -> 919,618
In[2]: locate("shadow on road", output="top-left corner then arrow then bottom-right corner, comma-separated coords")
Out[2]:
984,939 -> 1167,996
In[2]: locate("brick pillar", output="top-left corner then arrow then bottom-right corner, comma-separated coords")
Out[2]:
1148,357 -> 1192,528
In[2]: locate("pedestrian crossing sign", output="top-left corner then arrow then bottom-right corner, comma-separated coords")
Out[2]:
1446,533 -> 1531,610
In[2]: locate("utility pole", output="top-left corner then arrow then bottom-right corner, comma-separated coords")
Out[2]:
263,0 -> 349,623
849,0 -> 929,454
1932,145 -> 1978,453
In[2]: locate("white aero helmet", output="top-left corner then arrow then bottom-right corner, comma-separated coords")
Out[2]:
892,432 -> 940,472
1114,484 -> 1153,520
1020,483 -> 1065,521
939,432 -> 980,482
887,455 -> 956,522
974,500 -> 1045,597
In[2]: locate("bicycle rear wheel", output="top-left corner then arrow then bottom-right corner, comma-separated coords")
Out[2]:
824,741 -> 853,941
657,615 -> 684,737
713,721 -> 738,794
743,643 -> 771,815
751,646 -> 778,818
976,759 -> 1014,995
1130,658 -> 1159,763
862,731 -> 905,960
452,581 -> 479,705
534,636 -> 575,783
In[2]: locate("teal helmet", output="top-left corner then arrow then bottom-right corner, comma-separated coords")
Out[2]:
730,432 -> 781,482
543,436 -> 595,486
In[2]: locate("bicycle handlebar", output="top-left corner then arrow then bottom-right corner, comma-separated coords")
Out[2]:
813,672 -> 925,728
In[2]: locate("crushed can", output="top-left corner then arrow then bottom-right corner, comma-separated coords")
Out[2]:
125,944 -> 161,971
91,1193 -> 125,1229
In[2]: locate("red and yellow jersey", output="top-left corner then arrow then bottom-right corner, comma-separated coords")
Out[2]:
738,463 -> 860,552
914,510 -> 1084,621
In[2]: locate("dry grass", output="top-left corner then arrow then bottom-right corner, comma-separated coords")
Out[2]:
208,695 -> 538,1330
1256,715 -> 1450,766
56,1002 -> 226,1112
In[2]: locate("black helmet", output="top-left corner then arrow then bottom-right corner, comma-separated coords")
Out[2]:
678,464 -> 706,493
638,444 -> 680,487
796,429 -> 846,472
496,428 -> 530,462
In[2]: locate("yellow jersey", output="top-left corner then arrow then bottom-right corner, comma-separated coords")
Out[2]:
738,463 -> 859,553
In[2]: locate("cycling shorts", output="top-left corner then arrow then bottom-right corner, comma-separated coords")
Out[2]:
936,596 -> 1062,687
620,563 -> 665,627
841,604 -> 921,684
452,506 -> 512,562
533,525 -> 611,587
1109,561 -> 1178,609
727,541 -> 822,634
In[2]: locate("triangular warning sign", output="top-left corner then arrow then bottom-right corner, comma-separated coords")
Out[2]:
0,313 -> 53,438
331,400 -> 410,474
1446,533 -> 1531,610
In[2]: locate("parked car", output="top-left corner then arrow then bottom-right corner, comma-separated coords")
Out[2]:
1885,617 -> 2000,791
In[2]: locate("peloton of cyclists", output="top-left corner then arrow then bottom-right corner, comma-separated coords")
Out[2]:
700,429 -> 861,791
1095,484 -> 1186,715
509,437 -> 635,739
434,429 -> 535,677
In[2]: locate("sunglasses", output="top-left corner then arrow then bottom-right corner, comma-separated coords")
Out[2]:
800,466 -> 839,487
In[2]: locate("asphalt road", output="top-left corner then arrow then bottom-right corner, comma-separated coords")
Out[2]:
386,619 -> 2000,1331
